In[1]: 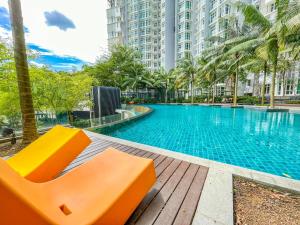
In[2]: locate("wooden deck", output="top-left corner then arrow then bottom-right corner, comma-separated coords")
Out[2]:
62,133 -> 209,225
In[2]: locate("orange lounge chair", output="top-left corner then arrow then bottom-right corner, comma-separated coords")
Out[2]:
0,148 -> 156,225
7,125 -> 91,182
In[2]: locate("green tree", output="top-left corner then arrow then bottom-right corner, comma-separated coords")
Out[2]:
238,0 -> 300,108
152,68 -> 175,103
85,45 -> 147,90
122,62 -> 152,92
30,67 -> 93,123
0,41 -> 21,126
175,56 -> 198,103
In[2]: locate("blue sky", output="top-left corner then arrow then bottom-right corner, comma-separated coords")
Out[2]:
0,0 -> 108,71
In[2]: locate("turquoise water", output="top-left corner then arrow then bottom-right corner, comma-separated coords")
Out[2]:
97,105 -> 300,180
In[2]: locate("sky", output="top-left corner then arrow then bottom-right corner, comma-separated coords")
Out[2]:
0,0 -> 108,71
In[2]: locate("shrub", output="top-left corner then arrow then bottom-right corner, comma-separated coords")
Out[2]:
183,99 -> 192,103
72,119 -> 91,128
237,96 -> 260,105
194,96 -> 207,103
286,100 -> 300,104
214,97 -> 223,103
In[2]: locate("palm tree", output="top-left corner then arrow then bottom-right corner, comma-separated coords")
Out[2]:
152,68 -> 174,103
122,62 -> 152,93
238,0 -> 300,108
241,59 -> 269,105
201,16 -> 259,106
198,56 -> 219,103
175,56 -> 198,103
8,0 -> 38,144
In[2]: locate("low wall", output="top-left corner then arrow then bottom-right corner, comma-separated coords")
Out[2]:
87,105 -> 153,131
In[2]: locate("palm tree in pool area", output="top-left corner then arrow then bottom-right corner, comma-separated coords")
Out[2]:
238,0 -> 300,108
175,56 -> 198,104
8,0 -> 38,144
122,62 -> 152,93
152,68 -> 175,103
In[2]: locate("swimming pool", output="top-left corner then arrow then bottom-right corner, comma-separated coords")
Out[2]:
96,105 -> 300,180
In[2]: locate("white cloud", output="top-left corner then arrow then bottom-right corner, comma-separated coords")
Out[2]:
0,0 -> 108,63
29,61 -> 44,67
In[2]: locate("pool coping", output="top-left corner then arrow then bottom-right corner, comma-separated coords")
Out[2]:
86,106 -> 153,130
85,131 -> 300,225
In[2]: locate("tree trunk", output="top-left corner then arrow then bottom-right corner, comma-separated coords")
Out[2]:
233,71 -> 238,106
252,73 -> 258,96
212,84 -> 215,104
191,74 -> 194,104
270,64 -> 277,109
261,62 -> 267,105
233,55 -> 240,106
165,84 -> 168,103
9,0 -> 38,145
282,71 -> 286,97
207,88 -> 210,103
67,111 -> 74,125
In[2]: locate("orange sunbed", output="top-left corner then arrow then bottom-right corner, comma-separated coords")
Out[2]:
0,148 -> 156,225
7,125 -> 91,182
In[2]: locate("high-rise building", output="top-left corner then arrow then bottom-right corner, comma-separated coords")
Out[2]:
107,0 -> 124,50
107,0 -> 162,71
161,0 -> 175,70
107,0 -> 300,97
107,0 -> 250,69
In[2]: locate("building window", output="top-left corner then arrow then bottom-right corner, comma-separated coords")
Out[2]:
217,86 -> 225,96
185,1 -> 192,9
185,12 -> 191,20
185,32 -> 190,40
270,3 -> 276,12
209,11 -> 216,23
225,4 -> 230,15
185,42 -> 190,50
285,80 -> 294,95
185,22 -> 191,30
247,79 -> 251,86
278,82 -> 282,95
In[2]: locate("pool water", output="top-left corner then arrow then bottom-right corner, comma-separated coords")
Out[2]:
97,105 -> 300,180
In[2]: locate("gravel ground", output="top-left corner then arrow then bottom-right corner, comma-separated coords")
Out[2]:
234,177 -> 300,225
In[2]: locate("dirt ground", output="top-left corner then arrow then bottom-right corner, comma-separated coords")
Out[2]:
0,140 -> 23,157
234,177 -> 300,225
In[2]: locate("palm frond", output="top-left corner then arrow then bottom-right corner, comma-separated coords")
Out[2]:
237,2 -> 271,32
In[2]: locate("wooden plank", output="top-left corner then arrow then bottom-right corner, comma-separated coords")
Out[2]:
68,143 -> 122,166
153,164 -> 199,225
134,149 -> 149,157
63,144 -> 128,173
155,157 -> 174,177
153,155 -> 167,167
128,148 -> 142,155
73,142 -> 121,162
148,153 -> 160,161
63,145 -> 130,174
172,166 -> 209,225
141,152 -> 154,158
134,161 -> 190,225
126,159 -> 182,225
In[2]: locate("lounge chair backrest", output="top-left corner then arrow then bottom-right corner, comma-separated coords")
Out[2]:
7,125 -> 91,182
